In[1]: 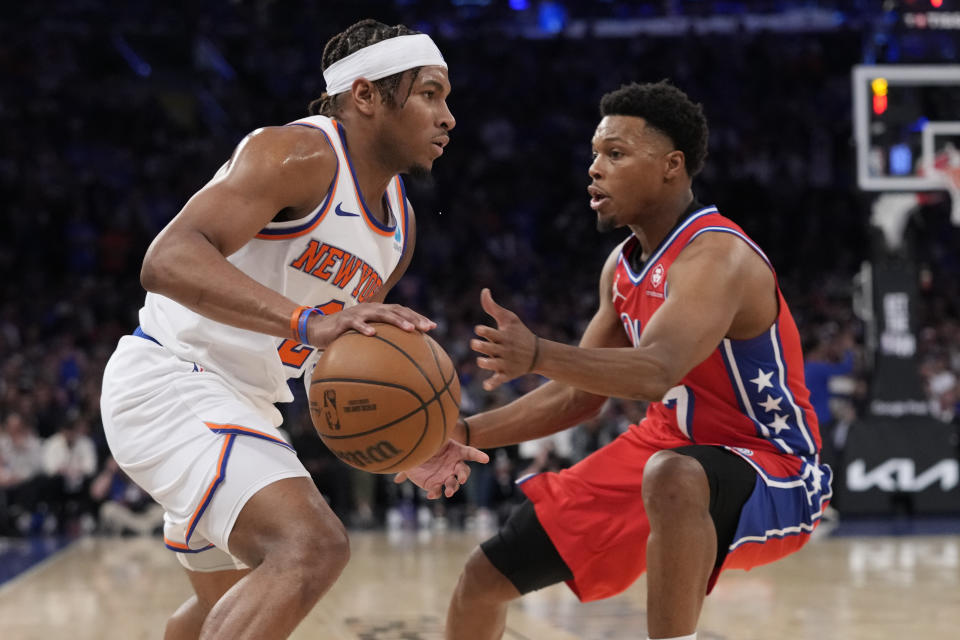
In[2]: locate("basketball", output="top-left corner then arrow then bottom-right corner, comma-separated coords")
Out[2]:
308,323 -> 461,473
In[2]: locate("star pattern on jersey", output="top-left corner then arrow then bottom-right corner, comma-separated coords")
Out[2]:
750,369 -> 774,392
767,413 -> 791,435
758,394 -> 783,413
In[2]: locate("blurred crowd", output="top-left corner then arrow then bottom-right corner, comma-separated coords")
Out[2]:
2,1 -> 959,537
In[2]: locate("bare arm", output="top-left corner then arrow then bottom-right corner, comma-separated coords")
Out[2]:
456,245 -> 632,449
473,231 -> 777,403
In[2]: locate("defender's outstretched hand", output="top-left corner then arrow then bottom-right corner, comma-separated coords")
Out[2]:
472,288 -> 541,391
393,439 -> 489,499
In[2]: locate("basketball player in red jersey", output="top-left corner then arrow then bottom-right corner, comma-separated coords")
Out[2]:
443,81 -> 832,640
100,20 -> 487,640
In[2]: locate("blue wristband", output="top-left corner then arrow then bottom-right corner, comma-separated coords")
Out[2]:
296,307 -> 325,344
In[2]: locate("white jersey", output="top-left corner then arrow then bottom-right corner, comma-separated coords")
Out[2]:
139,115 -> 409,415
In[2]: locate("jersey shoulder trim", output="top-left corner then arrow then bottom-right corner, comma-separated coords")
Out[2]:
255,122 -> 339,240
395,175 -> 410,257
685,224 -> 772,270
620,205 -> 718,284
332,120 -> 399,238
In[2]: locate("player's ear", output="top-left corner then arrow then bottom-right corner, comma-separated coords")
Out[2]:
350,78 -> 379,116
664,149 -> 686,181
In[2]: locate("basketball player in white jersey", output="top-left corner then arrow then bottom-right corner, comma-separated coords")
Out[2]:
100,20 -> 488,640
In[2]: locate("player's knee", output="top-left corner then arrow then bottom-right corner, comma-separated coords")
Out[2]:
163,595 -> 202,640
268,517 -> 351,595
642,451 -> 709,518
298,520 -> 351,576
456,546 -> 518,604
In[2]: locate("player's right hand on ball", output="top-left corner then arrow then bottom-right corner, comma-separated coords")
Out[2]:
307,303 -> 436,348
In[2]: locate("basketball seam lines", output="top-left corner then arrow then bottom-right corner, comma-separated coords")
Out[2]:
369,333 -> 441,394
312,332 -> 457,471
424,337 -> 457,442
362,333 -> 452,466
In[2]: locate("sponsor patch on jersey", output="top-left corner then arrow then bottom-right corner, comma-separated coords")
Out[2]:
650,263 -> 665,288
733,447 -> 754,456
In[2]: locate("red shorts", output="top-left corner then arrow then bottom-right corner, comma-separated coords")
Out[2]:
518,423 -> 832,602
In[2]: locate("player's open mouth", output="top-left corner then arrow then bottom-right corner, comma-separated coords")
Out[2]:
589,195 -> 609,210
588,185 -> 609,210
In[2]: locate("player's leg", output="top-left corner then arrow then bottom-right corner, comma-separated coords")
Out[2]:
102,339 -> 346,639
448,426 -> 671,638
642,450 -> 715,638
165,568 -> 250,640
195,475 -> 349,640
446,547 -> 519,640
446,500 -> 572,640
642,446 -> 756,639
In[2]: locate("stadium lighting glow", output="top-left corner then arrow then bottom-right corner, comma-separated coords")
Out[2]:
871,77 -> 889,97
873,93 -> 888,115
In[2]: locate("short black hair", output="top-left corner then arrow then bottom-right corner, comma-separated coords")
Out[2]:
309,19 -> 423,116
599,80 -> 709,177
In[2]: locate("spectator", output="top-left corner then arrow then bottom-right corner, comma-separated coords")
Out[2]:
804,326 -> 857,425
0,412 -> 47,534
41,411 -> 99,532
89,457 -> 164,536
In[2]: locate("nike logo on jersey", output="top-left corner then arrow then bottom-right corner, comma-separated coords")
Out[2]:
335,203 -> 360,217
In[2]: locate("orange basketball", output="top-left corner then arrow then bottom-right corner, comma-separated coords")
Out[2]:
308,323 -> 460,473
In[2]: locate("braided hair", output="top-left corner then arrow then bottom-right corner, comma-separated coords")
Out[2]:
309,19 -> 424,116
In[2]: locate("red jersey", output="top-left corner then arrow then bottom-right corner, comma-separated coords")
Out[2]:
611,205 -> 821,479
517,205 -> 831,602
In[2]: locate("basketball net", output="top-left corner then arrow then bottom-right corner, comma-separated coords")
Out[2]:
876,144 -> 960,250
934,146 -> 960,227
871,193 -> 918,251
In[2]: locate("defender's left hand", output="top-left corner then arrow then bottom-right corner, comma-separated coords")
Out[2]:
393,439 -> 489,499
472,288 -> 541,391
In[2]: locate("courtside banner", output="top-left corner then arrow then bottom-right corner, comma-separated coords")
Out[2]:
868,254 -> 928,417
839,417 -> 960,515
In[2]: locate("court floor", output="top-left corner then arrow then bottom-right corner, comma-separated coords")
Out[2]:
0,526 -> 957,639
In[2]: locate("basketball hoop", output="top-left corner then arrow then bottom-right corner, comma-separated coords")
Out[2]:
935,164 -> 960,226
918,143 -> 960,226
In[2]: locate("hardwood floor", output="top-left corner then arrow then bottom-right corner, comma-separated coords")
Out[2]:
0,528 -> 957,639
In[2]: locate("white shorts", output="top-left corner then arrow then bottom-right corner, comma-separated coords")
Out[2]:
100,334 -> 311,572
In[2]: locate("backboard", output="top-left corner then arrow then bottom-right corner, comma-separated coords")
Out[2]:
853,64 -> 960,192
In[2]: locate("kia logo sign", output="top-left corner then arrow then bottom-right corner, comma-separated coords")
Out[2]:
846,458 -> 959,493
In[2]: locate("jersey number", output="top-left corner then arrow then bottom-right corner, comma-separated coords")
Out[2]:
277,299 -> 345,368
663,385 -> 695,440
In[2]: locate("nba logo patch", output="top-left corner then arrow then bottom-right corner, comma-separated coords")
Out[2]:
651,263 -> 665,288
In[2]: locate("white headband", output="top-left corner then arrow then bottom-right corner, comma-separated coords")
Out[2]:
323,34 -> 446,96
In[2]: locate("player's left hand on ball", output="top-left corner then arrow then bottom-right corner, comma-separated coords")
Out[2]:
472,288 -> 540,391
393,439 -> 489,499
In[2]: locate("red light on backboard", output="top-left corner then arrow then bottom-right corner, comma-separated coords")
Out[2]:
873,94 -> 888,115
